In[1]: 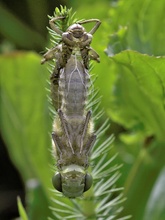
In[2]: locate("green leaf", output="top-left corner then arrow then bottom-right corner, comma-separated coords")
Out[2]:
0,4 -> 45,49
108,50 -> 165,141
103,50 -> 165,219
0,52 -> 53,218
119,141 -> 165,220
96,49 -> 165,219
107,0 -> 165,55
0,52 -> 52,186
27,180 -> 53,220
17,197 -> 28,220
105,26 -> 128,56
144,167 -> 165,220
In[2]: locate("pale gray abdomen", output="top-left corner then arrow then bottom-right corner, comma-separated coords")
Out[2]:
59,56 -> 90,118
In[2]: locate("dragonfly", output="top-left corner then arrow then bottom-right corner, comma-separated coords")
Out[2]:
41,16 -> 100,110
42,14 -> 101,198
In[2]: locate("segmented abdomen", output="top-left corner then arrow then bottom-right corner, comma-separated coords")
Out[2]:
59,55 -> 90,119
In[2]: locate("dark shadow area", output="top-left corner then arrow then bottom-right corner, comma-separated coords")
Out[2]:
0,135 -> 25,220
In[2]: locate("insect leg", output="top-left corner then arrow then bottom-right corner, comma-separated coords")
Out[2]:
50,71 -> 61,110
80,110 -> 92,153
84,134 -> 97,156
49,16 -> 65,35
58,109 -> 75,154
89,47 -> 100,63
41,45 -> 61,64
52,132 -> 62,154
78,19 -> 101,35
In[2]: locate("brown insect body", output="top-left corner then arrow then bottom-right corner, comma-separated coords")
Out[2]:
52,53 -> 96,198
60,55 -> 89,118
42,16 -> 101,198
53,54 -> 94,166
42,19 -> 100,111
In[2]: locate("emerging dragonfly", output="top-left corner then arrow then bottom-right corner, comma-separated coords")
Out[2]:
42,11 -> 101,198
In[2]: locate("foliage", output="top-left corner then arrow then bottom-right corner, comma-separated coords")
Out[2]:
0,0 -> 165,220
17,197 -> 28,220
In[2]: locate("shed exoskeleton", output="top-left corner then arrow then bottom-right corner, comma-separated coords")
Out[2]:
51,56 -> 96,198
41,17 -> 101,67
41,17 -> 101,110
41,14 -> 101,198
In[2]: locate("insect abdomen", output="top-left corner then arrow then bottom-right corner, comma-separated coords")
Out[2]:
59,56 -> 90,118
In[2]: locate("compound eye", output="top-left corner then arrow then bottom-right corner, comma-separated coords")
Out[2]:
52,172 -> 62,192
84,173 -> 93,192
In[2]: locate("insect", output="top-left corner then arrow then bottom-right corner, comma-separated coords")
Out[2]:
41,17 -> 100,110
42,14 -> 101,198
52,55 -> 97,198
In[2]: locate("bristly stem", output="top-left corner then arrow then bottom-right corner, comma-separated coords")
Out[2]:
44,6 -> 127,220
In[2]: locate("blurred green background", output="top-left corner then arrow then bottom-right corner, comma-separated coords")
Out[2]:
0,0 -> 165,219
